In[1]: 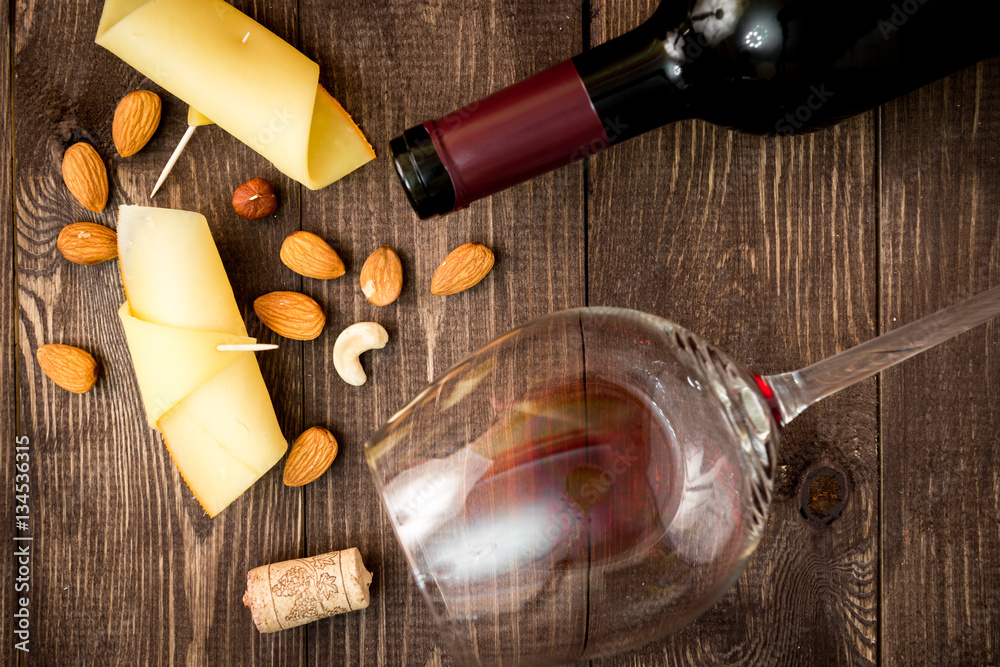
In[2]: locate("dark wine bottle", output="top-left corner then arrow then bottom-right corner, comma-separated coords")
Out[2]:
390,0 -> 1000,219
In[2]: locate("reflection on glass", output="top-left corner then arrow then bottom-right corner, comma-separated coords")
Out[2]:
367,309 -> 776,663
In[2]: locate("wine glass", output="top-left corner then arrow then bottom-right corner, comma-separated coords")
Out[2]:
364,286 -> 1000,666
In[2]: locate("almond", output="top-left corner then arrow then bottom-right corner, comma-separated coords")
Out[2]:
232,177 -> 278,220
36,344 -> 99,393
61,143 -> 108,213
112,90 -> 162,157
280,231 -> 345,279
359,246 -> 403,306
431,242 -> 495,295
57,222 -> 118,265
253,291 -> 326,340
283,426 -> 339,487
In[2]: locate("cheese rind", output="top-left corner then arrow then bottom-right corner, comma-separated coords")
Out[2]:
118,205 -> 287,517
95,0 -> 375,190
160,355 -> 287,475
158,356 -> 287,517
159,414 -> 261,518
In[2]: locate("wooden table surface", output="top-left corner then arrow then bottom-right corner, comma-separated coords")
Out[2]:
4,1 -> 999,665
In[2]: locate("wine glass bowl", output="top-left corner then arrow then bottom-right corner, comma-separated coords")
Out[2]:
365,308 -> 780,664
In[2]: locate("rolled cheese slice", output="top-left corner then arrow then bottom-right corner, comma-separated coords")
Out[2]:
117,205 -> 287,517
96,0 -> 375,190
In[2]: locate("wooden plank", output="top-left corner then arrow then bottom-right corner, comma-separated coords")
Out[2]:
17,3 -> 997,666
0,0 -> 16,664
295,0 -> 586,664
13,1 -> 303,663
879,59 -> 1000,666
586,3 -> 879,665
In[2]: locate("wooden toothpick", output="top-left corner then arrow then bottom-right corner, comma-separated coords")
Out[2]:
217,344 -> 279,352
149,125 -> 197,199
150,106 -> 215,199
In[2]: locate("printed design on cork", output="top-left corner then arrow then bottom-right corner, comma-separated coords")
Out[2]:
317,572 -> 340,599
269,553 -> 349,624
272,565 -> 324,624
312,551 -> 340,569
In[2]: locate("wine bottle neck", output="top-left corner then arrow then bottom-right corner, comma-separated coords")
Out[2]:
573,19 -> 692,146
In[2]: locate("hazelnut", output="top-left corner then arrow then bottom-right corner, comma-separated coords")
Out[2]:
232,177 -> 278,220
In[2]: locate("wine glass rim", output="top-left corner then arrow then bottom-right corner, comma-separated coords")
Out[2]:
537,305 -> 674,324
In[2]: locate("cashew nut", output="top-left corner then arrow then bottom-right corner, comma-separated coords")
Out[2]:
333,322 -> 389,386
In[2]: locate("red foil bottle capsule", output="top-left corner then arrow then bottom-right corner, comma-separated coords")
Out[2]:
390,60 -> 608,218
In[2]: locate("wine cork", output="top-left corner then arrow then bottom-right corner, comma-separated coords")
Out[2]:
242,547 -> 373,633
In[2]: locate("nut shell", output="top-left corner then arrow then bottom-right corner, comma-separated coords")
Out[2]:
36,344 -> 99,393
232,177 -> 278,220
283,426 -> 339,487
57,222 -> 118,265
113,90 -> 162,157
431,243 -> 495,295
359,246 -> 403,306
61,143 -> 108,213
253,291 -> 326,340
280,231 -> 345,279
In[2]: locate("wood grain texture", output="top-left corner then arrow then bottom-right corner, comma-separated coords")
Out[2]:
879,59 -> 1000,666
13,1 -> 303,664
586,2 -> 879,664
588,124 -> 880,667
8,1 -> 1000,665
1,1 -> 16,665
295,0 -> 586,664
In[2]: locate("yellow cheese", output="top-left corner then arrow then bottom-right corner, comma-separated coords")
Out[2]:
118,303 -> 254,427
187,107 -> 214,127
159,355 -> 287,472
117,205 -> 287,517
158,356 -> 286,518
158,411 -> 261,519
118,206 -> 247,336
95,0 -> 375,190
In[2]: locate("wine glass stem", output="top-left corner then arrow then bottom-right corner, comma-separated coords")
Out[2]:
764,285 -> 1000,426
